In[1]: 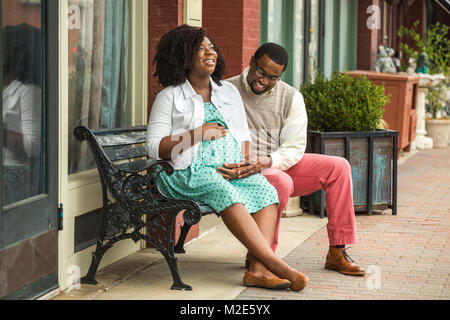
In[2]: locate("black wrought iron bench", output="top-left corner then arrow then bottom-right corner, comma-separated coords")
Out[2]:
73,125 -> 216,291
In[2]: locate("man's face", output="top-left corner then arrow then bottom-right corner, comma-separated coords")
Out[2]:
247,54 -> 284,95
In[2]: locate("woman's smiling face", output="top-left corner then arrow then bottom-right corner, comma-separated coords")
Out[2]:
190,37 -> 217,77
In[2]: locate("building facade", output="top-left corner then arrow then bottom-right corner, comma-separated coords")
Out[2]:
1,0 -> 440,299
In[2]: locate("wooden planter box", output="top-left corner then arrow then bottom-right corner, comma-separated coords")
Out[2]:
301,129 -> 399,218
347,71 -> 419,154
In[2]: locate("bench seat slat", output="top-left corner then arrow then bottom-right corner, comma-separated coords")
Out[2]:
104,146 -> 148,162
199,203 -> 215,215
115,158 -> 158,173
95,132 -> 147,147
91,125 -> 147,135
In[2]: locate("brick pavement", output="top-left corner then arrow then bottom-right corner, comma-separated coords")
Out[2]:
236,147 -> 450,300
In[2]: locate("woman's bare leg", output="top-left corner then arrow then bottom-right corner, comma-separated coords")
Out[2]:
220,203 -> 299,284
246,204 -> 279,279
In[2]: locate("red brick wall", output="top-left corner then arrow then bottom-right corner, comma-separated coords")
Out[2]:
357,0 -> 381,71
242,1 -> 260,74
148,0 -> 183,110
203,0 -> 260,78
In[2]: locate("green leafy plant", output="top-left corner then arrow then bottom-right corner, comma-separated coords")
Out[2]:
300,71 -> 389,132
425,81 -> 449,119
397,21 -> 450,76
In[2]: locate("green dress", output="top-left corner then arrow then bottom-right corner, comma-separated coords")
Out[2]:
157,102 -> 278,214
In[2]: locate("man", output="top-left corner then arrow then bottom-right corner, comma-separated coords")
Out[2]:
219,42 -> 365,276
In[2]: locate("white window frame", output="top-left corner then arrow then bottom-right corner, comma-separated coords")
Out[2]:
57,0 -> 148,290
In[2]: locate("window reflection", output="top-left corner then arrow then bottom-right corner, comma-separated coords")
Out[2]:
2,0 -> 43,206
68,0 -> 132,174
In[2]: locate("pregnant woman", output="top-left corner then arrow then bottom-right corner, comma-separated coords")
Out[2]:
147,25 -> 307,291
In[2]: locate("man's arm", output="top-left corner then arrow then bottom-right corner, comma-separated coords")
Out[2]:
219,91 -> 307,178
269,90 -> 308,171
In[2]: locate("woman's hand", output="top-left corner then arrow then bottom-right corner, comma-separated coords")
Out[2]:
217,161 -> 261,181
217,156 -> 270,180
201,122 -> 227,141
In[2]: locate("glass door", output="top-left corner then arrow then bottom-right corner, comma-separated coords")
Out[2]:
260,0 -> 323,88
306,0 -> 321,82
1,0 -> 59,299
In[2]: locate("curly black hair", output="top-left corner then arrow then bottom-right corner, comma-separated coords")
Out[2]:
153,24 -> 226,87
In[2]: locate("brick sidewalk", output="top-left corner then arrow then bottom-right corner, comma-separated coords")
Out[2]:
237,147 -> 450,300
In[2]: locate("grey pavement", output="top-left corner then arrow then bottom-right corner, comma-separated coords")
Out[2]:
50,147 -> 450,300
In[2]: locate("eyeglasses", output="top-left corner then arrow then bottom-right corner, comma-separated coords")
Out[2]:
252,60 -> 281,82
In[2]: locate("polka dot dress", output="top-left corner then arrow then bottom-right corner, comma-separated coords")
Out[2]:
157,102 -> 278,215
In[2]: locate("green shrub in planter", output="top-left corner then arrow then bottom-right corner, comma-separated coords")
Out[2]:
299,71 -> 398,217
300,71 -> 390,132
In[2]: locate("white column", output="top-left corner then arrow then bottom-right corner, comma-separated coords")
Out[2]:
410,74 -> 445,150
282,197 -> 303,218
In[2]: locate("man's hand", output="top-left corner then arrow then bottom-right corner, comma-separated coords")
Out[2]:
217,156 -> 270,180
217,162 -> 259,180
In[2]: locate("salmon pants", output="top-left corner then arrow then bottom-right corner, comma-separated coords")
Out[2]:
261,153 -> 357,251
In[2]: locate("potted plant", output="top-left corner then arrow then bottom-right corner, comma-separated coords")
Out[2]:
424,80 -> 450,148
397,21 -> 450,76
299,71 -> 399,217
346,70 -> 420,154
398,21 -> 450,149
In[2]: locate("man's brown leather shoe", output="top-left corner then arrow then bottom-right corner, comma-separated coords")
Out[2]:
324,247 -> 365,276
243,271 -> 291,290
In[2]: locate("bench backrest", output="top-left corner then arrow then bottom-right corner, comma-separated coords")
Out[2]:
73,125 -> 165,209
91,126 -> 148,160
74,125 -> 150,169
74,125 -> 215,218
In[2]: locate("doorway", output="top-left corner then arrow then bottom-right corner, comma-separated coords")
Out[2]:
0,0 -> 59,299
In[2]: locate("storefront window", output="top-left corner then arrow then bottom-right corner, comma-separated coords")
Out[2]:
293,0 -> 305,87
2,0 -> 44,206
67,0 -> 131,174
261,0 -> 307,88
308,0 -> 319,82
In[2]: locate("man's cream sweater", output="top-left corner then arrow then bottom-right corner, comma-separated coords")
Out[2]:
227,68 -> 308,170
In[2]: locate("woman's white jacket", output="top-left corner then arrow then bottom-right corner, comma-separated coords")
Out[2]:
146,78 -> 252,170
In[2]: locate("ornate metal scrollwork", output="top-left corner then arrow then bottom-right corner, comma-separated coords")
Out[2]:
107,211 -> 129,235
121,173 -> 152,204
103,201 -> 130,237
183,206 -> 202,226
147,213 -> 168,233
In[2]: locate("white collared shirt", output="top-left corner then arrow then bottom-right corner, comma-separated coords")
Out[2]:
2,80 -> 41,165
146,78 -> 252,170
